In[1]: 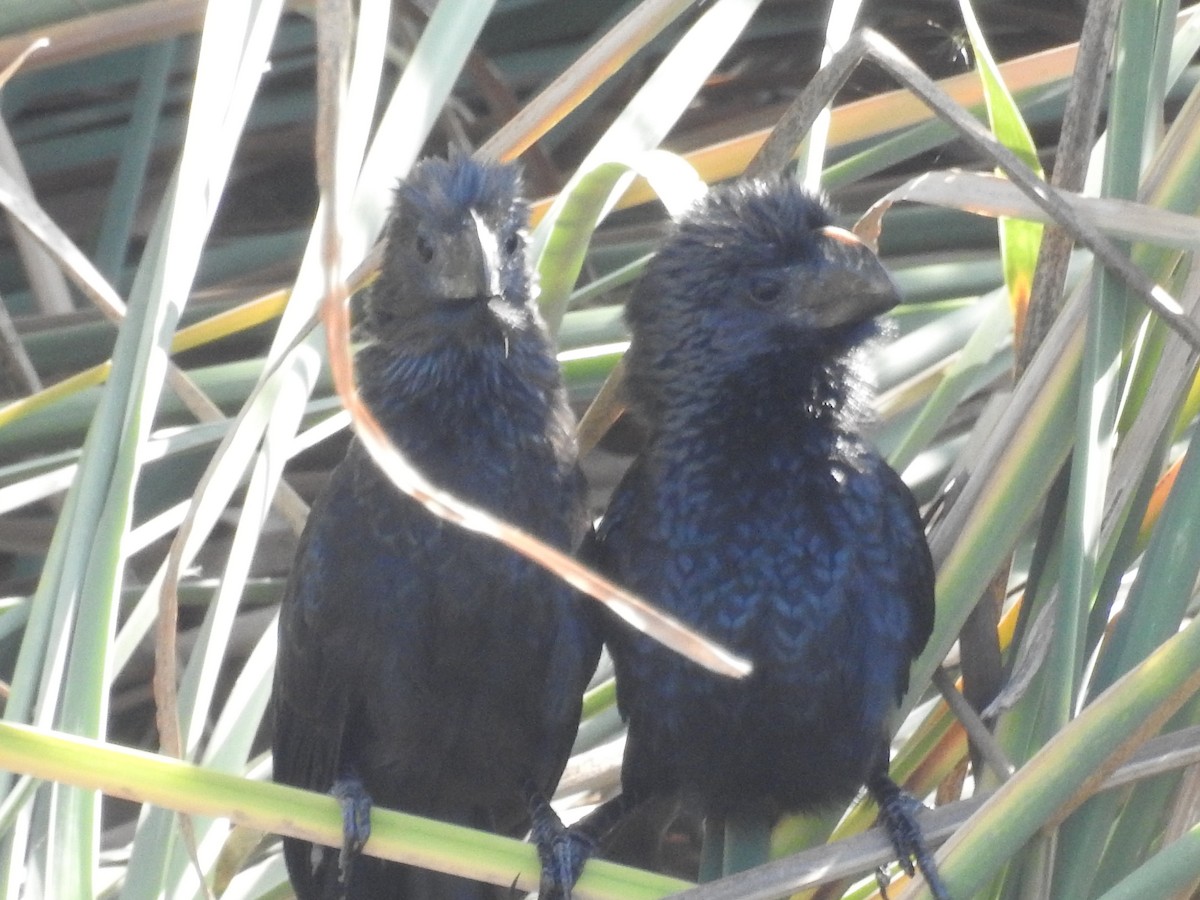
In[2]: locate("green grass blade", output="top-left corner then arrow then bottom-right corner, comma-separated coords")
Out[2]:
957,0 -> 1045,340
0,721 -> 691,900
536,151 -> 705,329
1095,820 -> 1200,900
796,0 -> 865,189
1047,4 -> 1186,896
909,611 -> 1200,899
532,0 -> 765,331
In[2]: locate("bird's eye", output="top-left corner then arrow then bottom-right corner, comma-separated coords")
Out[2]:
415,233 -> 435,263
503,232 -> 522,256
750,281 -> 783,307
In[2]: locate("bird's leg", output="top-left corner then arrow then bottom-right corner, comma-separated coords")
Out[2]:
867,771 -> 950,900
722,810 -> 773,876
527,786 -> 639,900
331,771 -> 372,885
698,816 -> 725,882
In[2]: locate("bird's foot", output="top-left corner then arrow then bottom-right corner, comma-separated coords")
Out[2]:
868,773 -> 950,900
331,774 -> 372,883
528,793 -> 596,900
875,864 -> 894,900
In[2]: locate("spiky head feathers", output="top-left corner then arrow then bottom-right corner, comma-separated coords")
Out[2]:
623,177 -> 899,425
368,155 -> 533,349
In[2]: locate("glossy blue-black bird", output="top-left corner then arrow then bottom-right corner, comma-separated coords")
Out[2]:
553,178 -> 947,897
272,155 -> 600,899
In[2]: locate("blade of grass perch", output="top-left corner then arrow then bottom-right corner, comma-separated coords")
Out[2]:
0,721 -> 691,900
670,724 -> 1200,900
899,445 -> 1200,899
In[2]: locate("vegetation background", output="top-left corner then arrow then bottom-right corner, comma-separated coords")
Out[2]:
0,1 -> 1198,898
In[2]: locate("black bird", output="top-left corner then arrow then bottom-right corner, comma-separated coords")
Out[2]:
555,178 -> 947,897
273,155 -> 600,899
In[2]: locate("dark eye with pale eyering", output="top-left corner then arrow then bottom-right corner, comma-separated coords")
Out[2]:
415,233 -> 435,263
750,280 -> 783,307
503,232 -> 521,256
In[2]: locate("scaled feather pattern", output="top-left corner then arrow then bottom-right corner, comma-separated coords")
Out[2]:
273,155 -> 600,900
567,177 -> 947,897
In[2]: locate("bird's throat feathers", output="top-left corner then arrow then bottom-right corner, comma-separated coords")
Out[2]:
628,317 -> 882,442
356,334 -> 563,428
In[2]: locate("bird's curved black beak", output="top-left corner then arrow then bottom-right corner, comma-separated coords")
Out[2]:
433,209 -> 503,302
792,226 -> 900,330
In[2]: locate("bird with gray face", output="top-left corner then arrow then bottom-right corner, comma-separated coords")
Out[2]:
545,178 -> 948,899
273,154 -> 600,900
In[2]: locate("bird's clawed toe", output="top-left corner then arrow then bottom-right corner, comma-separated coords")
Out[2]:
332,774 -> 372,878
529,794 -> 596,900
869,774 -> 950,900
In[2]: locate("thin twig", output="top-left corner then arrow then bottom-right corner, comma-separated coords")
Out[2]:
1018,0 -> 1122,371
743,33 -> 865,179
671,724 -> 1200,900
856,28 -> 1200,350
931,668 -> 1014,782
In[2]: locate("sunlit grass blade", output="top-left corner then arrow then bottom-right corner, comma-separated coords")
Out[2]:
482,0 -> 700,162
532,0 -> 765,328
0,288 -> 288,431
907,444 -> 1200,900
794,0 -> 864,189
536,151 -> 705,329
956,0 -> 1044,344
